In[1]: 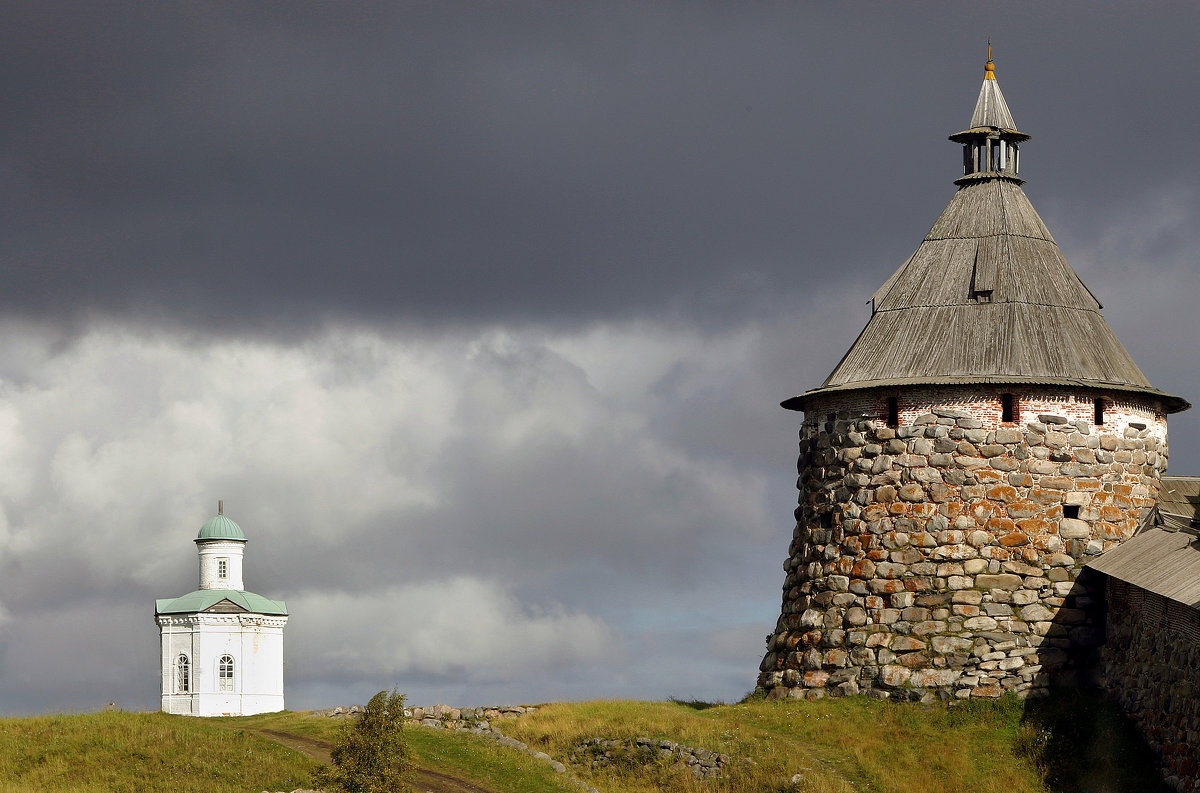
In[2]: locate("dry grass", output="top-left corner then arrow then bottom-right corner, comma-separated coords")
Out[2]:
502,697 -> 1046,793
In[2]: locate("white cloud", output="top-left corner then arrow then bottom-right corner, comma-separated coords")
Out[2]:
0,318 -> 785,711
288,576 -> 620,684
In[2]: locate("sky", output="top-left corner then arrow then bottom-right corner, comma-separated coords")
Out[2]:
0,3 -> 1197,714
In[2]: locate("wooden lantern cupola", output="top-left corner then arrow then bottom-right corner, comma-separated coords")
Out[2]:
949,45 -> 1030,182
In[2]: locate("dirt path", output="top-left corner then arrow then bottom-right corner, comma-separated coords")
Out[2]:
249,728 -> 503,793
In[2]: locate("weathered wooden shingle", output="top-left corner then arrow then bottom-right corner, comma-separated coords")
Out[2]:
1087,478 -> 1200,605
788,65 -> 1188,413
1160,476 -> 1200,524
1086,528 -> 1200,608
970,64 -> 1017,131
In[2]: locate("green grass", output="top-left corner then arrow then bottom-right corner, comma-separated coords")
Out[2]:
0,710 -> 317,793
222,708 -> 580,793
218,707 -> 343,742
404,727 -> 578,793
1016,690 -> 1174,793
0,692 -> 1170,793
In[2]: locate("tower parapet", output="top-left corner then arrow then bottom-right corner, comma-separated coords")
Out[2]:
759,53 -> 1188,702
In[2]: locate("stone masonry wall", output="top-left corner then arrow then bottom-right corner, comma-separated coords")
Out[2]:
759,385 -> 1167,702
1102,579 -> 1200,793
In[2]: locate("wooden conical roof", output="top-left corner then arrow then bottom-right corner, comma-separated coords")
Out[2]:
969,51 -> 1018,131
785,58 -> 1188,413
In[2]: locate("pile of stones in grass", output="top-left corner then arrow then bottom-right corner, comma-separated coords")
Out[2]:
405,704 -> 535,731
570,737 -> 730,779
319,703 -> 536,733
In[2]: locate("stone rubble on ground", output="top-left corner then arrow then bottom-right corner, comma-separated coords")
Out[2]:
570,736 -> 731,779
318,704 -> 598,792
318,703 -> 739,790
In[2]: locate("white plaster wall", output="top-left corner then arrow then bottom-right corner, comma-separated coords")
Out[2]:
197,540 -> 246,590
160,619 -> 198,715
158,613 -> 286,716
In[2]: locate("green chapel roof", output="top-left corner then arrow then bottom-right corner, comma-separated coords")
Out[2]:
155,589 -> 288,616
195,514 -> 246,542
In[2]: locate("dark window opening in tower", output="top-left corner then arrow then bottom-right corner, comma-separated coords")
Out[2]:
886,397 -> 899,428
1064,505 -> 1081,520
1095,398 -> 1106,426
1001,393 -> 1016,423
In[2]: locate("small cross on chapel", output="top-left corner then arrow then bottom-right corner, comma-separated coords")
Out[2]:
155,502 -> 288,716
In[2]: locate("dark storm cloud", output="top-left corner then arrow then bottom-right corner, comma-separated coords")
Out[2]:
1,3 -> 1195,332
0,4 -> 1198,714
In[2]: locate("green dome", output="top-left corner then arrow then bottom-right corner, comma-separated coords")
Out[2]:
195,514 -> 247,542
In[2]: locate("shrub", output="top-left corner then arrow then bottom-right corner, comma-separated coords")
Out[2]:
313,689 -> 408,793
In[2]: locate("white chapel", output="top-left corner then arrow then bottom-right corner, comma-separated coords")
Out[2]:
155,502 -> 288,716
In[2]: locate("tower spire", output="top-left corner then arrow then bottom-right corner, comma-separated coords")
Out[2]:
949,46 -> 1028,183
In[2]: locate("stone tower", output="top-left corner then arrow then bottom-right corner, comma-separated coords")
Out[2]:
758,53 -> 1189,702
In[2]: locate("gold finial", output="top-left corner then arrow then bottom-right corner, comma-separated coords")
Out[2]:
218,499 -> 224,516
985,40 -> 996,80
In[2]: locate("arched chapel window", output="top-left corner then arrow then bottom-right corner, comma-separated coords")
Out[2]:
177,654 -> 190,693
218,655 -> 235,692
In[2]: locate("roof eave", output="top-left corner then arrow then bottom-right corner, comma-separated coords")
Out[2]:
949,127 -> 1032,143
154,590 -> 289,616
952,172 -> 1026,187
782,377 -> 1191,414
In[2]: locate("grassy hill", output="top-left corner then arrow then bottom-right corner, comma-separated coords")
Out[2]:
0,710 -> 317,793
0,692 -> 1170,792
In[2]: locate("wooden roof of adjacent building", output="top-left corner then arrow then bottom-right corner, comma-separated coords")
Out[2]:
1087,528 -> 1200,608
785,55 -> 1188,413
1086,477 -> 1200,606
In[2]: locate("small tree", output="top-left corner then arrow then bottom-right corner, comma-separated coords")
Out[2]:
314,689 -> 408,793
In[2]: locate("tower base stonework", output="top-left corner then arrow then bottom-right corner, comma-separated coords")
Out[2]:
758,387 -> 1167,701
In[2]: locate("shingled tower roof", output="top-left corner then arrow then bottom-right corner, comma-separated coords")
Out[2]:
785,52 -> 1189,413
